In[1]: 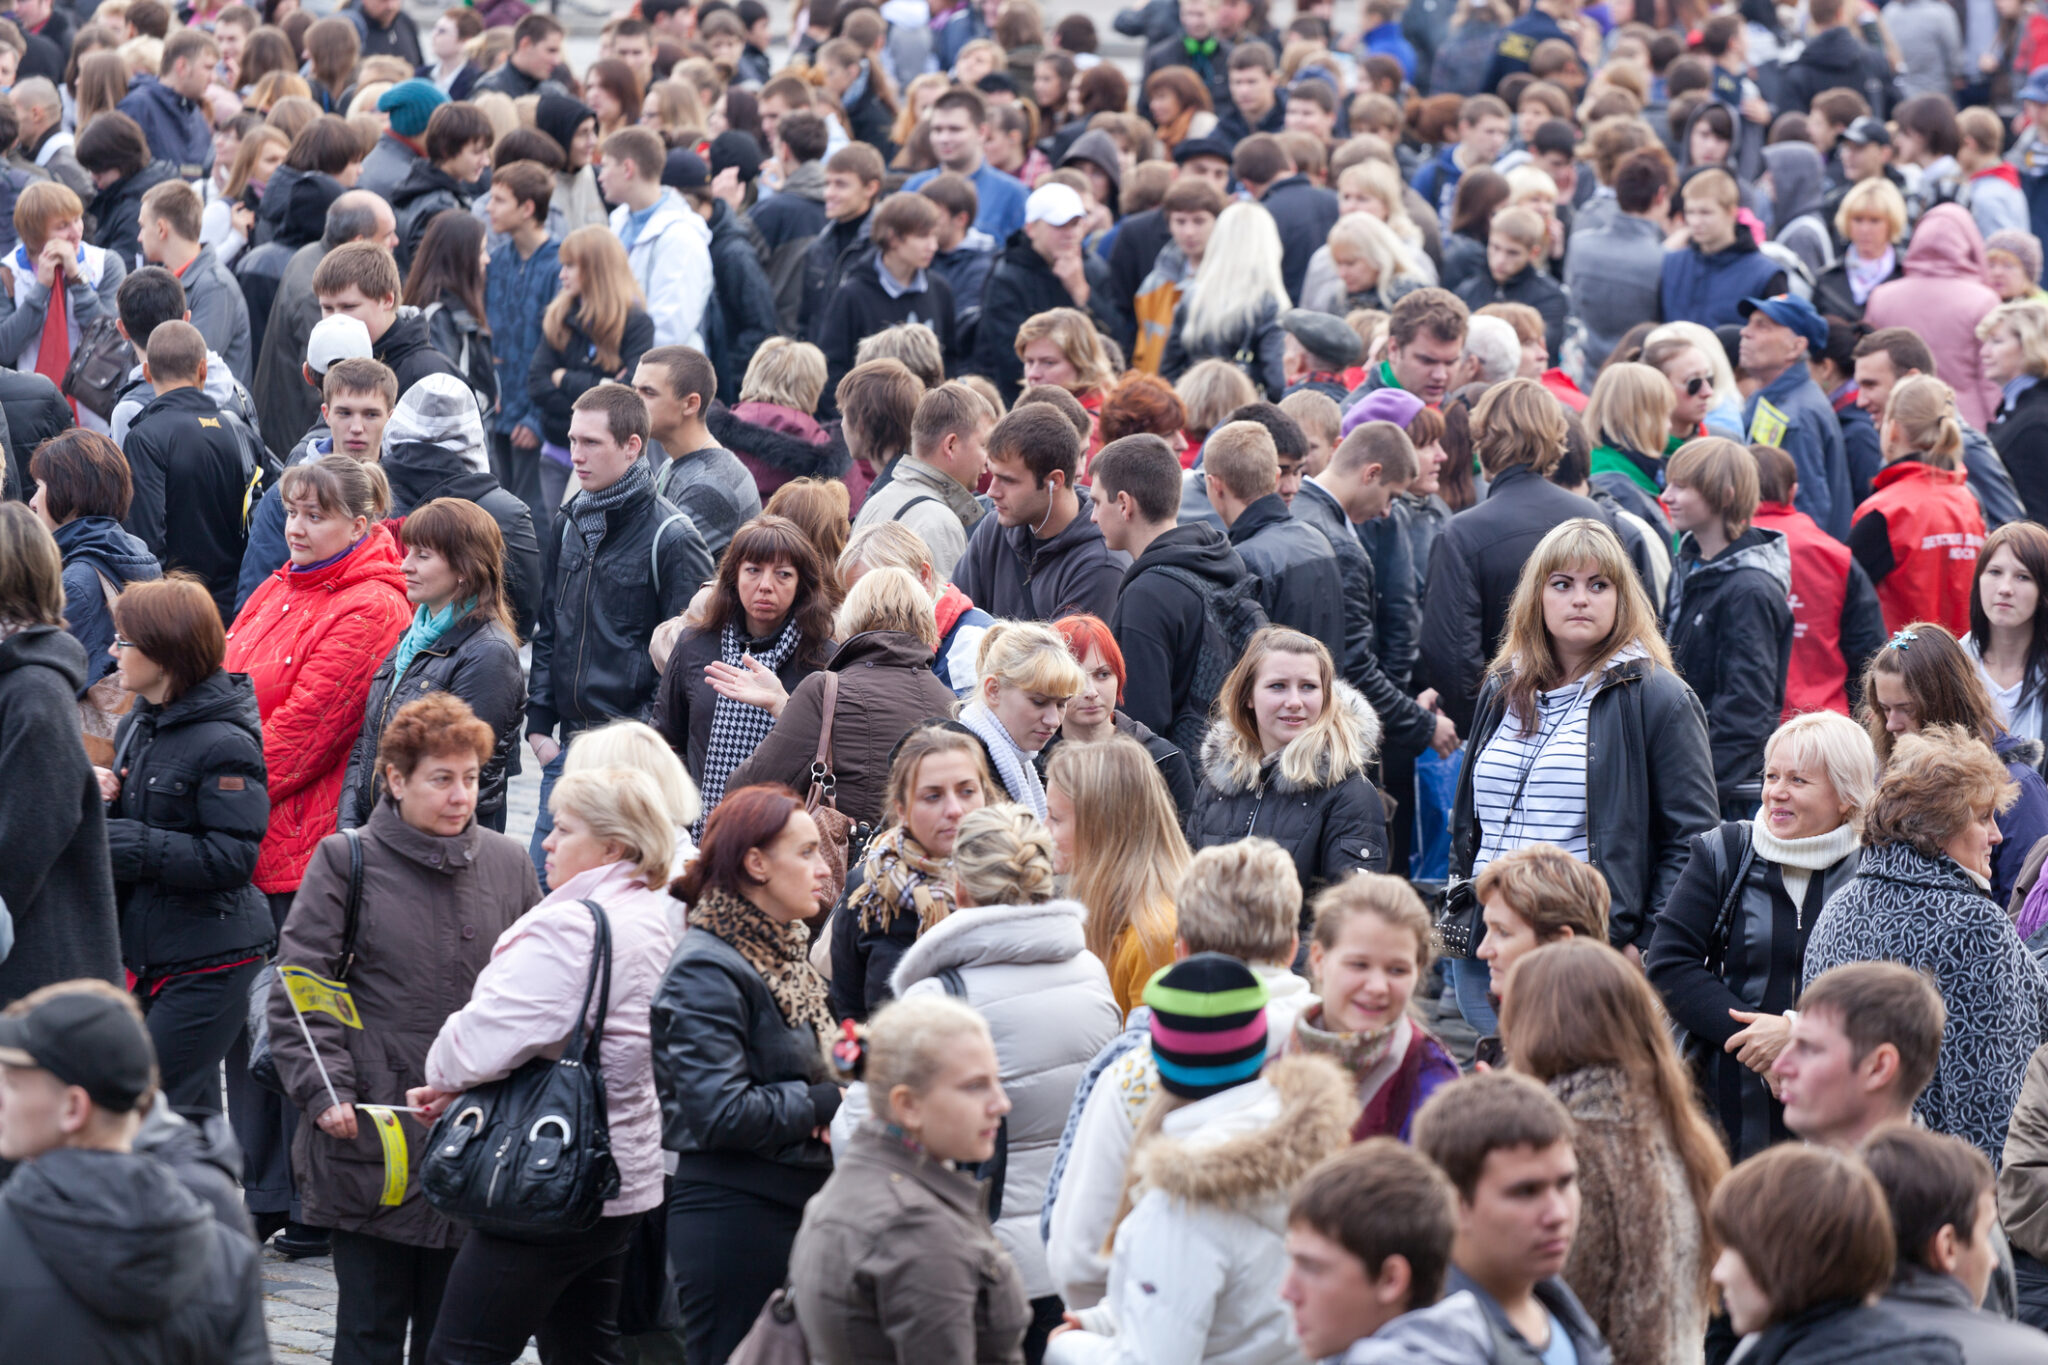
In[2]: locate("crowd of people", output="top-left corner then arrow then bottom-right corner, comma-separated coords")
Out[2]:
10,0 -> 2048,1361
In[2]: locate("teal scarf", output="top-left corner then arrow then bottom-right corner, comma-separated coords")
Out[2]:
390,599 -> 469,682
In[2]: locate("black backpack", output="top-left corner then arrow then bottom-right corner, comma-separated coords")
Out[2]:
1154,564 -> 1270,759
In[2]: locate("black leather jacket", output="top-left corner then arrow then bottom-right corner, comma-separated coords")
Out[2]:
526,483 -> 713,740
651,924 -> 838,1208
338,614 -> 526,832
1450,659 -> 1719,950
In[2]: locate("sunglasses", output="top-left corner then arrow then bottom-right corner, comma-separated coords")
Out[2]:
1683,375 -> 1713,397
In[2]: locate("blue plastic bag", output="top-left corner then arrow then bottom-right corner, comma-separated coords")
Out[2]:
1410,746 -> 1462,881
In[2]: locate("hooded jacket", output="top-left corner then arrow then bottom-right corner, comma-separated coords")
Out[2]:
1665,526 -> 1794,811
0,235 -> 122,382
1043,1055 -> 1354,1365
1781,23 -> 1895,116
954,487 -> 1125,626
1452,657 -> 1720,949
613,187 -> 713,352
389,156 -> 472,272
1752,500 -> 1886,719
801,206 -> 876,344
1733,1301 -> 1964,1365
224,525 -> 412,893
133,1095 -> 253,1236
1226,490 -> 1346,663
753,160 -> 831,336
1660,221 -> 1786,330
106,669 -> 274,977
232,166 -> 340,356
971,230 -> 1123,399
121,383 -> 253,626
1188,684 -> 1388,908
53,516 -> 160,687
1848,459 -> 1987,637
1109,523 -> 1251,746
373,307 -> 466,405
709,399 -> 849,502
85,155 -> 178,270
1440,1268 -> 1615,1365
357,130 -> 422,201
117,74 -> 212,180
889,898 -> 1121,1298
1863,205 -> 2005,429
0,626 -> 121,1004
0,1149 -> 271,1364
1762,141 -> 1835,279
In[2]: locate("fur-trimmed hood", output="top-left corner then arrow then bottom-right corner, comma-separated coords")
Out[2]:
1133,1054 -> 1353,1209
1199,681 -> 1382,797
707,400 -> 850,480
890,898 -> 1090,993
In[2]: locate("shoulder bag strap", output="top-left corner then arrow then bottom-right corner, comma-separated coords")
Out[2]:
809,671 -> 841,806
568,899 -> 614,1064
649,511 -> 692,599
334,829 -> 365,979
1702,823 -> 1757,980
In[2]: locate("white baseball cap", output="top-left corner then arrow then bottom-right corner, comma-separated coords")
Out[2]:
305,314 -> 374,376
1025,182 -> 1086,228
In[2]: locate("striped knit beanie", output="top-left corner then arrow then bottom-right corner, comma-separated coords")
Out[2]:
1144,954 -> 1270,1100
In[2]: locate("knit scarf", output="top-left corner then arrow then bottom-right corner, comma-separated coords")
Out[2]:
1750,818 -> 1859,919
1292,1003 -> 1401,1079
956,699 -> 1048,817
847,826 -> 956,936
698,615 -> 803,818
390,598 -> 467,684
688,885 -> 836,1039
572,457 -> 652,552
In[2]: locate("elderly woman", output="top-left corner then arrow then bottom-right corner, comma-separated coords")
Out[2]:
0,181 -> 125,433
1981,300 -> 2048,525
1802,723 -> 2048,1164
1647,711 -> 1877,1160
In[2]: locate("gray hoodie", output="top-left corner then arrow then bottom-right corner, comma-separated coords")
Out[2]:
1335,1292 -> 1497,1364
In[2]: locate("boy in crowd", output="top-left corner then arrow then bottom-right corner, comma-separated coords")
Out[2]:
136,179 -> 249,384
117,26 -> 216,180
955,402 -> 1123,623
391,99 -> 494,270
312,241 -> 463,400
1204,418 -> 1345,660
484,159 -> 559,522
600,127 -> 712,352
801,142 -> 886,340
1412,95 -> 1511,232
631,344 -> 762,563
919,171 -> 997,339
903,86 -> 1028,240
108,265 -> 256,451
1456,206 -> 1568,366
851,381 -> 995,583
814,192 -> 956,400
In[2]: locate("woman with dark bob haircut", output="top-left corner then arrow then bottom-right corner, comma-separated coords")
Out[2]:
653,783 -> 838,1363
339,497 -> 527,834
100,574 -> 274,1115
27,429 -> 161,687
656,514 -> 834,818
1709,1144 -> 1961,1362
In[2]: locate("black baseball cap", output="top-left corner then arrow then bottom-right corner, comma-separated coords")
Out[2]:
1839,116 -> 1891,148
0,992 -> 156,1114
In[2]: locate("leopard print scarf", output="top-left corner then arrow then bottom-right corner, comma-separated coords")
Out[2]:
689,886 -> 837,1040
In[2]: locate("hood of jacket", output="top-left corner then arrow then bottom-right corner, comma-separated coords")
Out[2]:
614,187 -> 701,249
1132,1053 -> 1352,1209
2,1148 -> 215,1322
1995,728 -> 2046,770
1338,1292 -> 1498,1365
259,163 -> 344,247
1742,1300 -> 1967,1365
1123,520 -> 1243,591
999,485 -> 1110,568
1200,680 -> 1383,796
390,155 -> 468,209
276,519 -> 408,598
1797,25 -> 1872,79
779,158 -> 827,204
384,440 -> 502,515
384,371 -> 486,464
891,897 -> 1089,992
1902,204 -> 1990,282
709,401 -> 849,479
0,621 -> 86,691
1060,129 -> 1123,205
133,1094 -> 246,1191
997,228 -> 1059,278
53,514 -> 158,584
535,92 -> 596,158
1763,141 -> 1826,224
828,628 -> 937,672
140,667 -> 262,742
1677,524 -> 1793,592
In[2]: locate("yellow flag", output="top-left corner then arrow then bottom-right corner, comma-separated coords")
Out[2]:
278,965 -> 363,1029
1748,398 -> 1790,450
357,1105 -> 409,1206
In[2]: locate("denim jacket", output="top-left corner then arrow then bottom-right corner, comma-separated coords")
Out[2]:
486,234 -> 560,442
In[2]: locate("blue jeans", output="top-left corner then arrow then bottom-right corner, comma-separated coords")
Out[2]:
529,747 -> 566,890
1449,957 -> 1499,1036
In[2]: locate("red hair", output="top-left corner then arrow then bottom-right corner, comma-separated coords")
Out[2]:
1054,614 -> 1125,695
673,783 -> 803,902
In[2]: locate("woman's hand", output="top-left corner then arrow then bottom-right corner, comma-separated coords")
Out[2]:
231,203 -> 255,236
705,655 -> 789,716
1049,1312 -> 1085,1342
1726,1009 -> 1793,1076
551,368 -> 566,387
528,733 -> 562,766
405,1085 -> 453,1120
316,1103 -> 359,1140
94,765 -> 120,803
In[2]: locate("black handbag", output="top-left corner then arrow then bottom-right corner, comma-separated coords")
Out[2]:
419,899 -> 621,1242
1433,878 -> 1484,961
248,829 -> 363,1093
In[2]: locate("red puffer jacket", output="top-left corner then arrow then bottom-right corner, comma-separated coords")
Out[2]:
224,525 -> 410,894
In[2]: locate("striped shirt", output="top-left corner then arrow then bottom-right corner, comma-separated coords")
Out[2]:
1471,679 -> 1595,872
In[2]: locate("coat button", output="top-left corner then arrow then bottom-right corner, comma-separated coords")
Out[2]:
462,925 -> 476,940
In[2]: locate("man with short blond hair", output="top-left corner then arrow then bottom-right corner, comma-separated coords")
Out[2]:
601,127 -> 711,351
851,381 -> 993,581
1205,419 -> 1345,658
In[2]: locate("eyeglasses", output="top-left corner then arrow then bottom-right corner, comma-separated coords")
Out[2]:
1683,375 -> 1713,397
111,636 -> 138,650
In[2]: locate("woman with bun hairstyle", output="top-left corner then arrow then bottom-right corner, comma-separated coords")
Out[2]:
1849,374 -> 1987,636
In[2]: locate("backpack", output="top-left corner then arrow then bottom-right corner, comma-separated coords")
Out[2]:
218,402 -> 280,532
1153,563 -> 1270,758
63,316 -> 136,421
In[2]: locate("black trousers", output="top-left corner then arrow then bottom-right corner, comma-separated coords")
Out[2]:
226,890 -> 303,1217
425,1214 -> 638,1365
138,957 -> 263,1116
331,1229 -> 458,1365
667,1181 -> 804,1365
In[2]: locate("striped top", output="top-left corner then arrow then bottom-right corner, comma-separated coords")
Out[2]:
1471,678 -> 1596,872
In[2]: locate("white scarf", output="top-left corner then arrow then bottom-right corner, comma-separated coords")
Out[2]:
1750,818 -> 1859,915
956,699 -> 1047,818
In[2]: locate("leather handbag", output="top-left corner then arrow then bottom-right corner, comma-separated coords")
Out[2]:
249,829 -> 363,1094
806,671 -> 854,895
419,900 -> 621,1241
1432,878 -> 1484,961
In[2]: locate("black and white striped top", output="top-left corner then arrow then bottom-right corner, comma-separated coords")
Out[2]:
1471,679 -> 1594,872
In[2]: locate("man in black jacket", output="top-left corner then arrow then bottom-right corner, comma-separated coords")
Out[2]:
1142,0 -> 1233,111
120,322 -> 252,626
799,141 -> 884,341
525,385 -> 712,880
1205,419 -> 1346,663
1095,433 -> 1258,748
970,182 -> 1123,398
1234,132 -> 1340,308
814,191 -> 958,402
0,988 -> 270,1364
389,100 -> 492,271
313,240 -> 464,407
471,12 -> 567,99
1780,0 -> 1894,119
954,402 -> 1124,623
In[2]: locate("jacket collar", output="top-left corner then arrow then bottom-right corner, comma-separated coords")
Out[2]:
841,1120 -> 990,1218
1871,459 -> 1969,492
892,453 -> 983,521
366,791 -> 483,876
890,898 -> 1089,993
1132,1055 -> 1352,1208
828,629 -> 936,671
1886,1264 -> 1976,1312
1225,491 -> 1293,544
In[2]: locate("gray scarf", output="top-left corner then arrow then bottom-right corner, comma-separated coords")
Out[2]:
571,458 -> 652,552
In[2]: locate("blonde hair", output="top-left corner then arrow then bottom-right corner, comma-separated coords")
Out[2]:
834,564 -> 937,648
1881,374 -> 1965,470
1647,321 -> 1739,407
951,804 -> 1059,906
543,226 -> 644,373
1583,361 -> 1675,459
1472,377 -> 1567,477
1182,201 -> 1291,358
1833,175 -> 1909,246
864,994 -> 992,1118
1338,159 -> 1422,247
548,767 -> 675,887
1326,211 -> 1425,297
1174,838 -> 1300,963
1014,308 -> 1117,397
1046,736 -> 1185,967
1204,419 -> 1279,500
564,719 -> 704,831
975,619 -> 1086,699
739,336 -> 829,412
1175,358 -> 1259,443
1974,301 -> 2048,381
1765,711 -> 1879,834
1214,628 -> 1373,789
1310,873 -> 1433,975
1667,436 -> 1760,533
1504,164 -> 1559,206
839,521 -> 934,582
1490,518 -> 1673,728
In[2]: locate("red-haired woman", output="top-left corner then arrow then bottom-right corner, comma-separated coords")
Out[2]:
653,784 -> 838,1364
1040,613 -> 1196,819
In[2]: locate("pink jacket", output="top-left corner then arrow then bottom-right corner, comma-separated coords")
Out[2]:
1861,205 -> 2003,429
424,860 -> 676,1217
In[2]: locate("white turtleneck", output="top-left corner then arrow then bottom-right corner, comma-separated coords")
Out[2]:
1750,819 -> 1860,919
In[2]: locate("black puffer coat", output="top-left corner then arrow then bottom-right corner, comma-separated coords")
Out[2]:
337,614 -> 526,832
1451,658 -> 1720,950
1186,685 -> 1389,917
1227,491 -> 1347,667
105,670 -> 275,980
1160,295 -> 1287,401
1664,527 -> 1794,814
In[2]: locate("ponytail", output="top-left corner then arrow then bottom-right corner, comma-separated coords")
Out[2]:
1883,374 -> 1965,470
278,453 -> 392,521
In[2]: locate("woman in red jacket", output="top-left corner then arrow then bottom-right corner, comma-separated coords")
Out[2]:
1848,374 -> 1987,638
222,452 -> 411,1254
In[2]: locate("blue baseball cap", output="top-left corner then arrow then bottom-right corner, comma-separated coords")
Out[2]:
2022,66 -> 2048,105
1739,293 -> 1829,356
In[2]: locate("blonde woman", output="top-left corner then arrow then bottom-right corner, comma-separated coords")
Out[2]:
529,225 -> 653,509
1016,307 -> 1118,447
1045,735 -> 1186,1015
1161,202 -> 1291,401
1585,360 -> 1678,537
563,718 -> 704,935
1337,159 -> 1432,272
1856,373 -> 1984,634
1174,358 -> 1258,453
1814,176 -> 1909,322
1644,320 -> 1746,439
723,336 -> 835,502
1447,518 -> 1716,1031
1304,211 -> 1430,316
1981,299 -> 2048,523
1187,627 -> 1386,910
